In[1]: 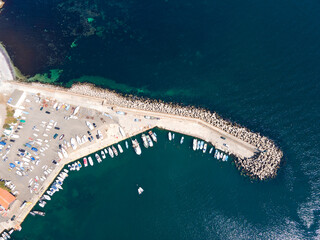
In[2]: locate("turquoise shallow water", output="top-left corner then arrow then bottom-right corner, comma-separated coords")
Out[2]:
0,0 -> 320,239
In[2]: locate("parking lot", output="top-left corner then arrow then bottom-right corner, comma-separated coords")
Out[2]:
0,91 -> 116,218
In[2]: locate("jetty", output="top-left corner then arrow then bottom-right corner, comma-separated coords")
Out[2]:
0,45 -> 283,235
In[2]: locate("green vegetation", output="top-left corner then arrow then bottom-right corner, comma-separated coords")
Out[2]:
0,181 -> 11,193
3,106 -> 16,129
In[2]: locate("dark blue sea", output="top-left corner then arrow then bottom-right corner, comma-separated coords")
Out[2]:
1,0 -> 320,239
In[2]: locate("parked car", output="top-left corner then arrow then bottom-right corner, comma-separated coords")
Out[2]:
45,111 -> 50,114
53,133 -> 58,139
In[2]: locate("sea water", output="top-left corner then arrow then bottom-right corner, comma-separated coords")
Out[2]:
0,0 -> 319,239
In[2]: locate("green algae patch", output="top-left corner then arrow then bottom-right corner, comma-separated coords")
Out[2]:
27,69 -> 63,83
87,18 -> 94,23
71,40 -> 78,48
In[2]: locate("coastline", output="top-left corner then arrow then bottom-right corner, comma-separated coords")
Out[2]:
0,45 -> 283,235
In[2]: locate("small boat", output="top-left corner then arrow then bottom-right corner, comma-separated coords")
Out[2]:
209,147 -> 213,154
77,161 -> 82,168
119,127 -> 126,137
168,132 -> 172,141
146,135 -> 153,147
76,135 -> 82,145
88,157 -> 94,166
81,135 -> 86,143
203,143 -> 207,153
148,131 -> 157,142
58,151 -> 63,159
112,146 -> 118,156
43,195 -> 51,201
83,157 -> 88,167
141,134 -> 148,148
125,141 -> 129,149
47,190 -> 53,196
138,187 -> 144,195
214,150 -> 218,158
180,136 -> 184,144
172,133 -> 175,139
193,139 -> 197,151
101,151 -> 106,159
197,141 -> 201,150
70,138 -> 77,150
97,130 -> 103,139
95,153 -> 102,163
31,211 -> 45,216
117,144 -> 123,153
108,147 -> 114,158
200,141 -> 204,150
73,106 -> 80,115
132,139 -> 142,155
86,121 -> 94,130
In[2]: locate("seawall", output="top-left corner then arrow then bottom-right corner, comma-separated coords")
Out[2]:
4,80 -> 283,180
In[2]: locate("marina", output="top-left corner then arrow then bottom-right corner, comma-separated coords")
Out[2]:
0,48 -> 281,236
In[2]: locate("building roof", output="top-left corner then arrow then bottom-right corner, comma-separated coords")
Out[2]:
7,89 -> 25,108
0,188 -> 16,209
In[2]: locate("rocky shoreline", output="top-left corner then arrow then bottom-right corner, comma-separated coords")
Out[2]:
26,81 -> 283,180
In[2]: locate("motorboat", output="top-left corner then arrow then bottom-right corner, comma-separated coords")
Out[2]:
125,141 -> 129,149
193,139 -> 197,151
83,157 -> 88,167
168,132 -> 172,141
146,135 -> 153,147
112,146 -> 118,156
108,147 -> 114,158
148,130 -> 157,142
203,143 -> 207,153
141,134 -> 148,148
95,153 -> 102,163
117,144 -> 123,153
180,136 -> 184,144
132,139 -> 142,155
138,187 -> 144,195
88,156 -> 94,166
101,151 -> 106,159
70,138 -> 77,150
209,147 -> 213,154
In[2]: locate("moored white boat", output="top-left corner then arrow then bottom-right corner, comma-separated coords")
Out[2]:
95,153 -> 102,163
118,144 -> 123,153
168,132 -> 172,141
146,135 -> 153,147
141,134 -> 148,148
193,139 -> 197,151
112,146 -> 118,156
101,151 -> 106,159
148,130 -> 157,142
132,139 -> 142,155
209,147 -> 213,154
180,136 -> 184,144
203,143 -> 207,153
88,157 -> 94,166
62,148 -> 68,158
125,141 -> 129,149
108,147 -> 114,158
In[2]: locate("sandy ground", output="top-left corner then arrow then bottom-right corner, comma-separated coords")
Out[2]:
0,47 -> 14,81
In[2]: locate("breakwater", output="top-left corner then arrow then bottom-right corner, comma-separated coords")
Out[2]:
23,81 -> 282,180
